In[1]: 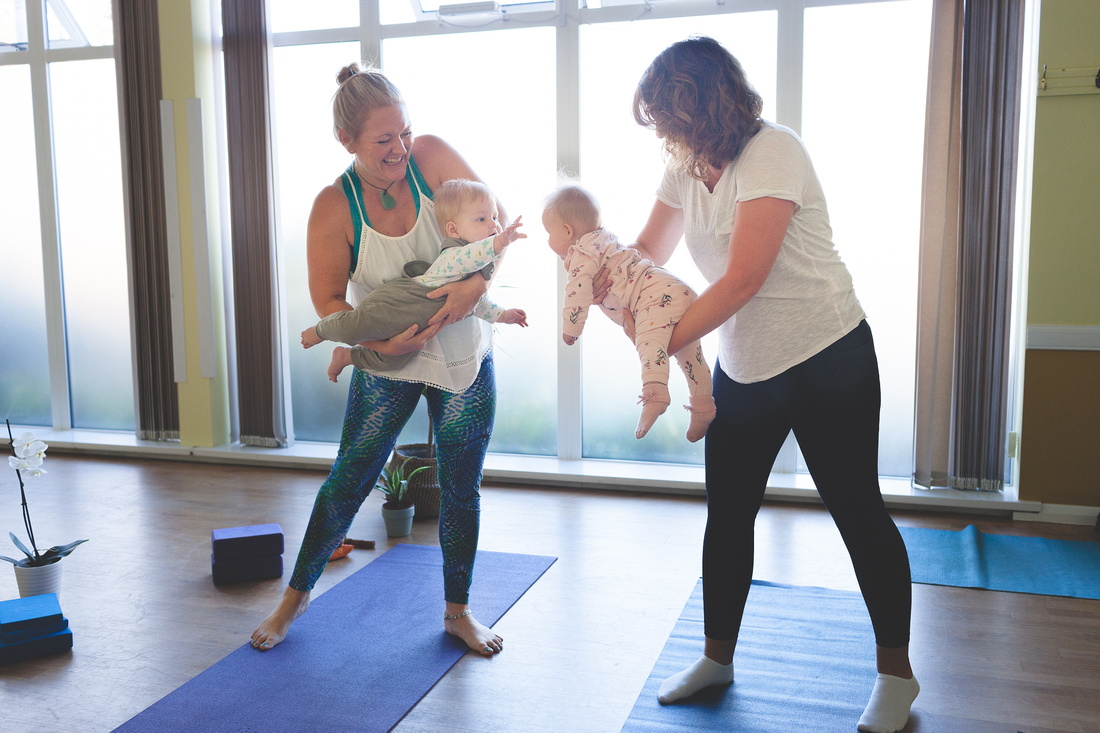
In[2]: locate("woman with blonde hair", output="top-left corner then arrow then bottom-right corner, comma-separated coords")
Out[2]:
251,64 -> 511,657
625,37 -> 918,733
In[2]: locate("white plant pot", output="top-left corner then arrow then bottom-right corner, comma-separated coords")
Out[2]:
381,503 -> 415,538
14,557 -> 63,598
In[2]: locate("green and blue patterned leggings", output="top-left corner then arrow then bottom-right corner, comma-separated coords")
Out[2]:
289,355 -> 495,604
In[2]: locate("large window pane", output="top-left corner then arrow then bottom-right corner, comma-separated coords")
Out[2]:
1,1 -> 29,51
385,27 -> 558,456
803,0 -> 932,477
0,65 -> 51,425
46,0 -> 112,48
269,0 -> 357,33
578,12 -> 777,463
271,41 -> 361,443
50,58 -> 134,430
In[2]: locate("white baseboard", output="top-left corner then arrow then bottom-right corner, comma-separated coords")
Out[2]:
1012,503 -> 1100,526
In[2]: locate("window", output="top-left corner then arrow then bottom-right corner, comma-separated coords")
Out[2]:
270,0 -> 932,477
0,0 -> 131,430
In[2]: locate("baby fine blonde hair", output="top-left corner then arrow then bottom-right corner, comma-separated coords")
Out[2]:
434,179 -> 495,231
542,184 -> 602,235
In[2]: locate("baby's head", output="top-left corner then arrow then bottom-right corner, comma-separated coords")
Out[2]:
434,179 -> 502,243
542,184 -> 602,258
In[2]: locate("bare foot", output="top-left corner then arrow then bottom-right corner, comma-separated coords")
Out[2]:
444,606 -> 502,657
327,346 -> 353,383
251,586 -> 310,651
301,326 -> 322,348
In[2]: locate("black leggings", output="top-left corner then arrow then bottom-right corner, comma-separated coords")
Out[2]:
702,321 -> 911,648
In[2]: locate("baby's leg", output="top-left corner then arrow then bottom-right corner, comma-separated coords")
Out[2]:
327,346 -> 354,383
674,340 -> 715,442
634,316 -> 673,440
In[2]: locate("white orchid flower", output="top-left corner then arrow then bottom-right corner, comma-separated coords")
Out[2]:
8,452 -> 44,474
13,432 -> 48,460
8,455 -> 31,472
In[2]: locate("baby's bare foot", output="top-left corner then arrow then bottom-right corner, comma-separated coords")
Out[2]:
251,587 -> 310,651
444,607 -> 502,657
301,326 -> 322,348
327,346 -> 353,383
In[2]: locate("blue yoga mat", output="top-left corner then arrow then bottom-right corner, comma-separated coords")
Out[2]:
899,524 -> 1100,599
113,544 -> 555,733
623,580 -> 876,732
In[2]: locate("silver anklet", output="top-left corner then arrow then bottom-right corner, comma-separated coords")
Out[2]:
443,609 -> 471,621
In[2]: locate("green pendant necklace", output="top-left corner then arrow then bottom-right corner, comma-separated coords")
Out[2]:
355,164 -> 397,210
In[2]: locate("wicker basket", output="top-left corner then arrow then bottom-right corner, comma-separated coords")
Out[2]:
388,443 -> 440,519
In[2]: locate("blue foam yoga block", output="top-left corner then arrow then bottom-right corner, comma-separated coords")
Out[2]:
0,618 -> 69,644
211,524 -> 283,562
0,593 -> 63,634
0,626 -> 73,665
211,553 -> 283,585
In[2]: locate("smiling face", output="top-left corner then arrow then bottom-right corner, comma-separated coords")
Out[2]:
542,209 -> 575,259
341,103 -> 413,188
446,196 -> 502,243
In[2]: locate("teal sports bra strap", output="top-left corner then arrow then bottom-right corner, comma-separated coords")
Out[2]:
340,165 -> 365,269
342,159 -> 433,268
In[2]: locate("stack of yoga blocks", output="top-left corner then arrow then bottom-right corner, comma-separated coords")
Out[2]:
211,523 -> 284,585
0,592 -> 72,664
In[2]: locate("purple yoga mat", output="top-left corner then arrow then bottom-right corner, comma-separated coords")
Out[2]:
113,544 -> 556,732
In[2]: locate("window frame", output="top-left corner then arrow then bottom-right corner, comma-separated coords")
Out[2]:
0,0 -> 123,430
268,0 -> 921,472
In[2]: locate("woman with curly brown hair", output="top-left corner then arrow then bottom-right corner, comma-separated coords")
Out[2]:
626,37 -> 918,732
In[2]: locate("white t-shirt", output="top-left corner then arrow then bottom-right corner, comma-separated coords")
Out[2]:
657,121 -> 865,383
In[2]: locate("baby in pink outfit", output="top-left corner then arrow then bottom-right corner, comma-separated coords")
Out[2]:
542,184 -> 716,442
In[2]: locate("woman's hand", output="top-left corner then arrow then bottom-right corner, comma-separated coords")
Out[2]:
364,321 -> 444,356
591,267 -> 612,305
426,275 -> 490,326
621,310 -> 636,344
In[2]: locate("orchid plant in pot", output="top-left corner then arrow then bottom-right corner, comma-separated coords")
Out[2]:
3,420 -> 88,596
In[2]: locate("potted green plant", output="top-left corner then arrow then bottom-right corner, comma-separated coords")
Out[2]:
374,458 -> 430,537
2,420 -> 88,597
388,409 -> 442,519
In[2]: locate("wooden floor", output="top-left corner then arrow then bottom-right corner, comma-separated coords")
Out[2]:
1,454 -> 1097,732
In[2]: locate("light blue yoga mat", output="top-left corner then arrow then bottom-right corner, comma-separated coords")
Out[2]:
899,524 -> 1100,599
623,580 -> 876,732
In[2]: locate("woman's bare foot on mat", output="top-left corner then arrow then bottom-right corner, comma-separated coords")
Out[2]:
327,346 -> 353,383
444,604 -> 502,656
251,587 -> 310,651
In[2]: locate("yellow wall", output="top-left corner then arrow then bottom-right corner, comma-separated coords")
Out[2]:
157,0 -> 230,447
1019,0 -> 1100,505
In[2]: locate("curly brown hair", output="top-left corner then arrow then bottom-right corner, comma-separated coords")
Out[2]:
633,36 -> 763,181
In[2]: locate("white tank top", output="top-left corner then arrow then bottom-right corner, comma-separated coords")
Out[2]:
341,160 -> 492,392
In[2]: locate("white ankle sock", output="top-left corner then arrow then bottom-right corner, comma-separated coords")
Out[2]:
656,656 -> 734,704
857,673 -> 919,732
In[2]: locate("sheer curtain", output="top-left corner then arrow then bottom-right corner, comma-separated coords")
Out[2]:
113,0 -> 178,441
914,0 -> 1025,491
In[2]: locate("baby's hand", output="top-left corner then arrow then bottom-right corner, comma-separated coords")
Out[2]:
563,333 -> 578,346
301,326 -> 322,349
493,215 -> 526,253
500,308 -> 528,327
